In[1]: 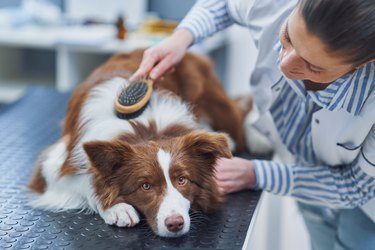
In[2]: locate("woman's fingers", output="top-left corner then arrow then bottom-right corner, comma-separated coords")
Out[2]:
129,65 -> 150,83
129,50 -> 160,82
130,51 -> 175,81
166,67 -> 175,75
214,157 -> 256,193
215,168 -> 240,181
129,29 -> 192,82
216,180 -> 244,194
149,54 -> 174,80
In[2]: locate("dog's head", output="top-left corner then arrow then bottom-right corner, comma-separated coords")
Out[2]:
83,130 -> 232,237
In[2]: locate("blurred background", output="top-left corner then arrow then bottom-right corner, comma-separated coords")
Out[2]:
0,0 -> 254,101
0,1 -> 309,249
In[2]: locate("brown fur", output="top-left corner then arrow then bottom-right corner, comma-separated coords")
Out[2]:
28,136 -> 70,192
28,163 -> 46,193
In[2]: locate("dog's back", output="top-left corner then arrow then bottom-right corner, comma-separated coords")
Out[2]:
64,50 -> 249,153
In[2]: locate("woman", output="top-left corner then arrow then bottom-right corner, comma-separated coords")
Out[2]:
131,0 -> 375,249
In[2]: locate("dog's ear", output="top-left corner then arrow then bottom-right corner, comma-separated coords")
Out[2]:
83,140 -> 134,177
180,131 -> 232,166
179,131 -> 230,212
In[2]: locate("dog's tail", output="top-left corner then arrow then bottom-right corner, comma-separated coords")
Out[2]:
237,96 -> 274,156
233,95 -> 253,117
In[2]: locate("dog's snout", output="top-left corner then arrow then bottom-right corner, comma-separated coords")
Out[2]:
165,215 -> 184,232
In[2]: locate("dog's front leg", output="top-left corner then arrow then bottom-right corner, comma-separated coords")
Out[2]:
98,203 -> 140,227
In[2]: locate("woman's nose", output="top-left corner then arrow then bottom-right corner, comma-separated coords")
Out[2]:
280,48 -> 304,72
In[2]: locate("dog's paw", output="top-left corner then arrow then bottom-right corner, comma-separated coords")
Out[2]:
100,203 -> 140,227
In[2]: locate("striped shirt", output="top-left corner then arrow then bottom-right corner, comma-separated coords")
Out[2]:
178,0 -> 234,43
178,0 -> 375,208
255,42 -> 375,207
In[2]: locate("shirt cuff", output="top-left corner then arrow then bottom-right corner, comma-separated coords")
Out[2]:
177,6 -> 217,43
177,0 -> 234,43
252,160 -> 293,195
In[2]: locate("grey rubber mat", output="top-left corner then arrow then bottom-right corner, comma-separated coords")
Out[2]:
0,87 -> 262,250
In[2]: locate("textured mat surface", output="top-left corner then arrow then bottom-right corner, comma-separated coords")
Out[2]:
0,87 -> 262,250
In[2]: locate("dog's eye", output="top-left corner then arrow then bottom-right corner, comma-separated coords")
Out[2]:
178,176 -> 187,186
142,183 -> 151,190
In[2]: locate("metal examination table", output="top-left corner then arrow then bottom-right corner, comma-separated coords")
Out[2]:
0,87 -> 263,250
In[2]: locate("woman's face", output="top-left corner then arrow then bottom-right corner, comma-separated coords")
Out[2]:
279,9 -> 356,83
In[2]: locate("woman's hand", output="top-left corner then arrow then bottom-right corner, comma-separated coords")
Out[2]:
215,157 -> 256,194
129,28 -> 194,82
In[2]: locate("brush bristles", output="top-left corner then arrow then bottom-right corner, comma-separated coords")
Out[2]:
114,77 -> 153,118
118,81 -> 149,106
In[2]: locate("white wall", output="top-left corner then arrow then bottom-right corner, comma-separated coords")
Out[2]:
226,25 -> 254,97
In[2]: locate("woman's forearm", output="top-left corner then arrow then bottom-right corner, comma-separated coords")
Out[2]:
253,159 -> 375,208
176,0 -> 234,43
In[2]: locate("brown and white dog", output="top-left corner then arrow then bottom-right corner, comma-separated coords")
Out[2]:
28,50 -> 251,237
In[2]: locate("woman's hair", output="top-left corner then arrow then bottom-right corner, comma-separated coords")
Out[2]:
298,0 -> 375,66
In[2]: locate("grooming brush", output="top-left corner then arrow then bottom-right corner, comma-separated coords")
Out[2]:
115,76 -> 154,119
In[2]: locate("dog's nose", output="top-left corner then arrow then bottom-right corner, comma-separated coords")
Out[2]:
165,215 -> 184,232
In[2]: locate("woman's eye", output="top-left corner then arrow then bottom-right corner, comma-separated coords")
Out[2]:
308,67 -> 322,75
178,176 -> 187,186
142,183 -> 151,190
306,63 -> 322,75
284,33 -> 291,44
281,23 -> 291,44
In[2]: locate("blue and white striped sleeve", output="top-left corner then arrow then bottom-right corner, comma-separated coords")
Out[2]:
252,127 -> 375,208
176,0 -> 234,43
